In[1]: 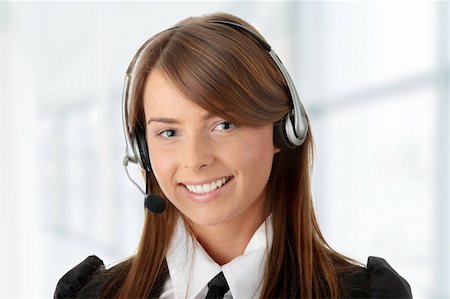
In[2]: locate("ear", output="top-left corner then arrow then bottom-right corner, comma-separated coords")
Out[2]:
274,146 -> 281,154
272,123 -> 282,154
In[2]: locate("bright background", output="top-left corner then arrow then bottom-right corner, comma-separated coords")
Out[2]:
0,1 -> 448,298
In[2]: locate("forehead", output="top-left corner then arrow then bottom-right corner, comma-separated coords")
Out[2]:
143,70 -> 210,120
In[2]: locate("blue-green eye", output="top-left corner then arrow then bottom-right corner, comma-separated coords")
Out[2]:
215,121 -> 235,131
159,129 -> 177,138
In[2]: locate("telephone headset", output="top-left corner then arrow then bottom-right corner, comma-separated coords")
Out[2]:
122,20 -> 309,214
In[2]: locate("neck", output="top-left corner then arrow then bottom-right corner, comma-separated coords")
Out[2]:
189,202 -> 268,265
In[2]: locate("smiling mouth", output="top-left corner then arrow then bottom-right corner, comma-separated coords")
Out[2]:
184,176 -> 233,195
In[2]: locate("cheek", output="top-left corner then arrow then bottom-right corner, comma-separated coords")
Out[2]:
234,131 -> 276,180
148,146 -> 176,194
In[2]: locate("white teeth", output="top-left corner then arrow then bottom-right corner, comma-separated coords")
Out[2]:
185,177 -> 230,194
195,185 -> 202,193
203,183 -> 211,193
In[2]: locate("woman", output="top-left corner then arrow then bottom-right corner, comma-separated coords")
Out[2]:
55,12 -> 412,298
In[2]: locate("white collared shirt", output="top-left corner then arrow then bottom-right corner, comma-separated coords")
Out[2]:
160,215 -> 273,299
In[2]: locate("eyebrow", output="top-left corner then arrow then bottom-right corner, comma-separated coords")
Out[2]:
147,112 -> 217,125
147,117 -> 180,125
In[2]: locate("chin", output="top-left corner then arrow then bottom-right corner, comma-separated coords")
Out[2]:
187,215 -> 224,227
184,210 -> 231,228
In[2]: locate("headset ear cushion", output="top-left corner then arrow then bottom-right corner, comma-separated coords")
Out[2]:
135,128 -> 152,172
274,119 -> 294,150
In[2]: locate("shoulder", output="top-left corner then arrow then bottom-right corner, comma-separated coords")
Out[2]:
340,256 -> 412,298
54,255 -> 107,299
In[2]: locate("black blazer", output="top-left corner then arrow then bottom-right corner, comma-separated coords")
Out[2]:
54,255 -> 412,298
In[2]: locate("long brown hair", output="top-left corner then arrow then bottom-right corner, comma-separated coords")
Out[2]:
102,12 -> 359,298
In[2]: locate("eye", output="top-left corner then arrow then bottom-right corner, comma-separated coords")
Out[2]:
158,129 -> 177,138
214,121 -> 235,131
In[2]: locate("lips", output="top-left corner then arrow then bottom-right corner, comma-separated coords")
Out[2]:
183,176 -> 233,195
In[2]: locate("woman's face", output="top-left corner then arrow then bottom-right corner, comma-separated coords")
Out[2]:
143,70 -> 279,230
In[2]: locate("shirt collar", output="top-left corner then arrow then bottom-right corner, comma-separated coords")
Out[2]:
166,215 -> 273,299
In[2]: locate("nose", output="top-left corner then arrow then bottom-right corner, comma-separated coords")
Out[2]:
181,133 -> 214,172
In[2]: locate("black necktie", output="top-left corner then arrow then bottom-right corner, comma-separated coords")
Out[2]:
205,271 -> 229,299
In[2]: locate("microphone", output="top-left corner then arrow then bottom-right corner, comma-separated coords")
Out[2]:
123,157 -> 167,214
145,194 -> 167,214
